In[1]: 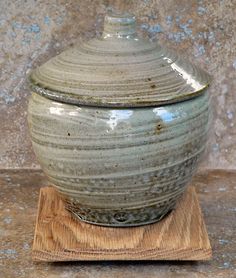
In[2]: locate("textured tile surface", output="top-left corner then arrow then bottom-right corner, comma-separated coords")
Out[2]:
0,170 -> 235,277
0,0 -> 236,168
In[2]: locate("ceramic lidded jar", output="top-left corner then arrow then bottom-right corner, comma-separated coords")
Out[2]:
28,13 -> 211,227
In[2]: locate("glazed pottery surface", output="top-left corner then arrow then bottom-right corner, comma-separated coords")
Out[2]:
29,13 -> 210,107
28,91 -> 210,226
28,13 -> 211,226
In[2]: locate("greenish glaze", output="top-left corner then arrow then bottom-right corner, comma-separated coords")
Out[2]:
28,91 -> 210,226
27,13 -> 211,226
29,13 -> 211,108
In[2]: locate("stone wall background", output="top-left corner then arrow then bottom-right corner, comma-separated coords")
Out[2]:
0,0 -> 235,169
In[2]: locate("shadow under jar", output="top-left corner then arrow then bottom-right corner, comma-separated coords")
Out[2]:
28,12 -> 211,227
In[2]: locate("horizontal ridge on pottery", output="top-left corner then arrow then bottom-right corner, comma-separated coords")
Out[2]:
29,14 -> 211,107
28,90 -> 210,226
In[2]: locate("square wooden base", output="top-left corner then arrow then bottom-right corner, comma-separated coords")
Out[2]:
32,186 -> 212,262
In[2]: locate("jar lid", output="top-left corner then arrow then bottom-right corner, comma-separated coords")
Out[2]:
29,12 -> 211,107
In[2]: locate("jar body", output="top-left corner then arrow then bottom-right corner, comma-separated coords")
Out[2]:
28,91 -> 210,226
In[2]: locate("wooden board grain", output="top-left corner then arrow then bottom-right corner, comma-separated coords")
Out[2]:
32,186 -> 212,262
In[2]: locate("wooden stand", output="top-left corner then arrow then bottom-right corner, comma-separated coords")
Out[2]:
32,186 -> 212,262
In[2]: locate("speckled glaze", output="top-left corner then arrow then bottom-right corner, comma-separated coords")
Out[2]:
28,13 -> 211,226
29,13 -> 210,107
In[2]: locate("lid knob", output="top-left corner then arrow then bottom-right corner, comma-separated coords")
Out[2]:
102,12 -> 136,38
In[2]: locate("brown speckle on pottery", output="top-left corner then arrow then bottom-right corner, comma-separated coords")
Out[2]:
27,12 -> 211,227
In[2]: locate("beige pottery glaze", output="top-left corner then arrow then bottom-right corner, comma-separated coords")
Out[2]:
28,13 -> 211,226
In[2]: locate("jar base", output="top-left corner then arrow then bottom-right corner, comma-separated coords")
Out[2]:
68,208 -> 174,227
64,199 -> 177,227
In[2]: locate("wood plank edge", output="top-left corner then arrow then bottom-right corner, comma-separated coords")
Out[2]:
32,248 -> 212,262
32,187 -> 44,254
192,184 -> 212,251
